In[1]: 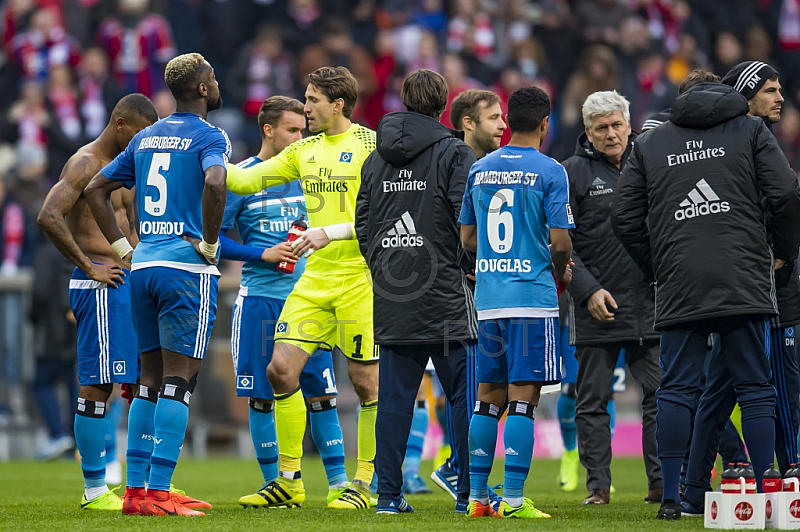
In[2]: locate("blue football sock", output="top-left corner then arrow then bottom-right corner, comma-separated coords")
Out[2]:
661,457 -> 683,503
503,402 -> 535,507
469,405 -> 500,502
608,398 -> 617,440
557,394 -> 576,451
148,384 -> 191,492
404,401 -> 428,476
74,398 -> 107,489
742,416 -> 777,491
126,389 -> 157,488
104,398 -> 121,464
249,401 -> 278,485
309,399 -> 348,488
657,400 -> 693,503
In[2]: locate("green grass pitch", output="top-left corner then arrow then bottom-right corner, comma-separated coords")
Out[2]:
0,457 -> 706,530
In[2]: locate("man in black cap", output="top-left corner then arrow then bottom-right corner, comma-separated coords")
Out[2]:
678,61 -> 800,516
721,61 -> 783,124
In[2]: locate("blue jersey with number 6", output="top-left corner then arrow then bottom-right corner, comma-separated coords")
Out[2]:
101,112 -> 231,274
458,145 -> 573,320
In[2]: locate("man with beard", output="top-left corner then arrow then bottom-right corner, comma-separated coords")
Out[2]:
85,53 -> 230,516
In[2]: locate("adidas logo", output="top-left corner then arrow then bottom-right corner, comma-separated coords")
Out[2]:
471,448 -> 489,457
505,447 -> 519,456
674,178 -> 730,221
382,211 -> 423,248
591,177 -> 606,187
306,156 -> 315,163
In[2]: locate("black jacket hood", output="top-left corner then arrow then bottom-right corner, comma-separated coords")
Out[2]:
376,111 -> 462,167
670,83 -> 749,129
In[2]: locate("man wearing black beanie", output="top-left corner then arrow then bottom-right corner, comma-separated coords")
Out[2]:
721,60 -> 784,124
722,60 -> 800,475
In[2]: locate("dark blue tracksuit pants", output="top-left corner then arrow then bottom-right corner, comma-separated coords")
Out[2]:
679,336 -> 748,488
375,342 -> 469,500
445,339 -> 477,474
683,324 -> 798,505
658,315 -> 776,500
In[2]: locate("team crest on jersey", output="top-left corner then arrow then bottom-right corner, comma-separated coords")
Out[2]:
113,361 -> 126,376
276,321 -> 288,334
339,151 -> 353,163
236,375 -> 254,390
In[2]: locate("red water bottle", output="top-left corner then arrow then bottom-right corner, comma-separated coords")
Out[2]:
741,463 -> 756,494
277,214 -> 307,274
721,462 -> 744,493
784,463 -> 800,492
763,468 -> 782,493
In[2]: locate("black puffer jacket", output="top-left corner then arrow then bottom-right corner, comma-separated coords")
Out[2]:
563,133 -> 659,345
355,111 -> 477,344
612,83 -> 800,329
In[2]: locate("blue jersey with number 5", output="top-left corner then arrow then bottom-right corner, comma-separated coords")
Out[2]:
458,145 -> 573,320
101,112 -> 231,274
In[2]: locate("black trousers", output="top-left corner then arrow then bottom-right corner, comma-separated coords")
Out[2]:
685,324 -> 798,499
375,342 -> 469,499
575,340 -> 662,491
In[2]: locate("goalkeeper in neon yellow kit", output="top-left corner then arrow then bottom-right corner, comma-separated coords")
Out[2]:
226,66 -> 377,509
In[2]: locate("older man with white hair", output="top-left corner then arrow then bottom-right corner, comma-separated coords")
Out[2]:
562,90 -> 662,506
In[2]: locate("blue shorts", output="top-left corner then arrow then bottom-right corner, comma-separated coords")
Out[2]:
69,268 -> 138,385
131,267 -> 218,358
232,291 -> 337,400
477,317 -> 560,385
559,325 -> 577,385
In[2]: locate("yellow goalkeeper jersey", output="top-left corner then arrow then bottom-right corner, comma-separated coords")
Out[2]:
226,123 -> 376,271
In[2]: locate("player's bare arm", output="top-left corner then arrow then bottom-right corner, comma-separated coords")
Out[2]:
122,188 -> 140,248
550,227 -> 572,285
185,165 -> 227,265
38,151 -> 126,288
460,224 -> 477,252
84,172 -> 132,266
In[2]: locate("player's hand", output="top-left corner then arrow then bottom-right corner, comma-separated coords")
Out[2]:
88,262 -> 125,289
182,235 -> 218,265
587,288 -> 617,322
291,228 -> 330,258
466,269 -> 476,282
561,263 -> 573,287
262,242 -> 297,264
776,258 -> 786,271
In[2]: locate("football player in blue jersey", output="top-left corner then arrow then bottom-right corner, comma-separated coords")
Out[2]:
38,93 -> 158,511
213,95 -> 349,507
85,52 -> 229,517
459,86 -> 573,519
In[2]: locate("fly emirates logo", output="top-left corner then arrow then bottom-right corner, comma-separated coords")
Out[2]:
667,140 -> 725,167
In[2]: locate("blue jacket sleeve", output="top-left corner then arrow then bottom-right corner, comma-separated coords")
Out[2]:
219,230 -> 263,263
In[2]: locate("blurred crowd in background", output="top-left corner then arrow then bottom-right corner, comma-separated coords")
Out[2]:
1,0 -> 800,443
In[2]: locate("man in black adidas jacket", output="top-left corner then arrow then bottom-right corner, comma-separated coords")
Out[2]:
612,81 -> 800,520
563,89 -> 661,507
355,69 -> 476,513
679,62 -> 800,514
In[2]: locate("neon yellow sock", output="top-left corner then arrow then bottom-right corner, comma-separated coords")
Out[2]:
274,388 -> 306,472
354,400 -> 377,484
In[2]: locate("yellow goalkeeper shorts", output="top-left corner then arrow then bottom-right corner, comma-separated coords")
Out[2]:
275,267 -> 378,362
